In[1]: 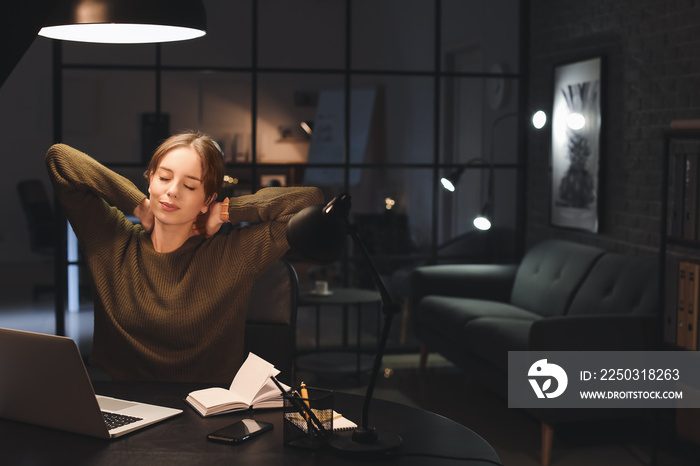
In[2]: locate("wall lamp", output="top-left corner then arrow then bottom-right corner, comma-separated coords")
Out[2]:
440,167 -> 464,193
441,158 -> 493,231
38,0 -> 207,44
441,113 -> 519,232
300,121 -> 314,137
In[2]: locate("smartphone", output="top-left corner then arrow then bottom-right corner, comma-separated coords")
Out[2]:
207,419 -> 273,444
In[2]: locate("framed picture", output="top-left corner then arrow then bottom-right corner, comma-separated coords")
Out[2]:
260,173 -> 287,187
550,56 -> 602,233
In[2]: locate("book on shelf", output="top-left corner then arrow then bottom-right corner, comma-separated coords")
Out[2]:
683,155 -> 699,240
677,262 -> 688,349
684,262 -> 700,351
185,352 -> 290,417
677,262 -> 700,350
663,259 -> 679,346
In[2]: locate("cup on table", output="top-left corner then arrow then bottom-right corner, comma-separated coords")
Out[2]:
314,281 -> 329,295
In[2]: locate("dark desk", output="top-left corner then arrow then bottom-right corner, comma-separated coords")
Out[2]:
1,382 -> 501,466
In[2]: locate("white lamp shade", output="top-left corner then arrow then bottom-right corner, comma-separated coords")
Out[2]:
38,0 -> 206,44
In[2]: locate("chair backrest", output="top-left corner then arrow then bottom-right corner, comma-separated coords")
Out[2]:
244,258 -> 298,383
17,179 -> 55,255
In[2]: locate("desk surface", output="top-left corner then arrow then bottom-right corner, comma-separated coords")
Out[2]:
2,382 -> 500,466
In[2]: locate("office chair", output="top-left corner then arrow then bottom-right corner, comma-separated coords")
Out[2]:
17,179 -> 55,300
244,258 -> 299,383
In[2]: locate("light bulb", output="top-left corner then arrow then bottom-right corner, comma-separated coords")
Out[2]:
473,216 -> 491,231
441,178 -> 456,192
532,110 -> 547,129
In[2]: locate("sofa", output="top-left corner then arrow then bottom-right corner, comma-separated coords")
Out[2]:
410,239 -> 659,465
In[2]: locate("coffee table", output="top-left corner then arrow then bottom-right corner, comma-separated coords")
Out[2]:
296,288 -> 382,380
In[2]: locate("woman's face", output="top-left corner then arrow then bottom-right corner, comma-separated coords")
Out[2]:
148,146 -> 211,228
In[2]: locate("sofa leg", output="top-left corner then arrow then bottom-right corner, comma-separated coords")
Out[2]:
419,344 -> 429,372
541,422 -> 554,466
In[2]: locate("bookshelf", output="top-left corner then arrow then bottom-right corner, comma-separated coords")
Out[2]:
660,120 -> 700,447
660,120 -> 700,349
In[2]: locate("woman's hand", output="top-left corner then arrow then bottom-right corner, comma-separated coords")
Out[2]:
192,197 -> 230,237
133,198 -> 154,233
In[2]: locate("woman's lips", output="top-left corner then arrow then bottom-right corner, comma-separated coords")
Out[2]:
160,201 -> 179,212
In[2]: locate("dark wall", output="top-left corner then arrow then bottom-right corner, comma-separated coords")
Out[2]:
527,0 -> 700,257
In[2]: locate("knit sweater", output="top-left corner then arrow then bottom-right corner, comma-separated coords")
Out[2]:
46,143 -> 323,383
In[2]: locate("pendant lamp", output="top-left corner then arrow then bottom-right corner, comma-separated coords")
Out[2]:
38,0 -> 206,44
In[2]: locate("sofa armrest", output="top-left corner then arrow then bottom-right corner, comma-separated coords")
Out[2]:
409,263 -> 518,309
530,315 -> 657,351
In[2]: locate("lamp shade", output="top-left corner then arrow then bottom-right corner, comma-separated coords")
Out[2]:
473,203 -> 492,231
286,203 -> 347,264
39,0 -> 207,44
440,167 -> 464,192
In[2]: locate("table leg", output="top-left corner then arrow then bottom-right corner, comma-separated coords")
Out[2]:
342,305 -> 349,347
356,303 -> 361,381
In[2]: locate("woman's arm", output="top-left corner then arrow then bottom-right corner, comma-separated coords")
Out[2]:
218,186 -> 324,271
45,144 -> 147,240
194,187 -> 324,238
228,186 -> 323,226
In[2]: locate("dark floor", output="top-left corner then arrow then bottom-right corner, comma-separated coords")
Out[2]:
2,269 -> 700,466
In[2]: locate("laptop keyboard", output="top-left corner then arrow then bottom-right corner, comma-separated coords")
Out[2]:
102,411 -> 143,430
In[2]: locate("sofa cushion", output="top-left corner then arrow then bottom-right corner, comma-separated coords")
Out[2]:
416,295 -> 541,341
510,239 -> 604,317
567,253 -> 658,316
464,317 -> 540,372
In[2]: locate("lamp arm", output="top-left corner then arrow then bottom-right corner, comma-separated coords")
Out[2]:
346,225 -> 399,315
341,220 -> 401,442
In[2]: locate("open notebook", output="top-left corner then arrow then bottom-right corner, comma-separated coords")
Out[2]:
0,328 -> 182,439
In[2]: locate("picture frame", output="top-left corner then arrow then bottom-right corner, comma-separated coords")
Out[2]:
550,56 -> 603,233
260,173 -> 287,187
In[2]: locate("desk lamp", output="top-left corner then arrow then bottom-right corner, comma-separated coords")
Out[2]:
286,194 -> 403,456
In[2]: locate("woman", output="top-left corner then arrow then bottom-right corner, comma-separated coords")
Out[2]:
46,131 -> 322,383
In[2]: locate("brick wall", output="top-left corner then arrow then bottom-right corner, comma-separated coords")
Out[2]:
527,0 -> 700,258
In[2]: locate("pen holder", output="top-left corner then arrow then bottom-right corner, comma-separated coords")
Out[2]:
283,386 -> 333,450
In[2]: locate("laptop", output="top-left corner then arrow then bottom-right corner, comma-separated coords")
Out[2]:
0,328 -> 182,439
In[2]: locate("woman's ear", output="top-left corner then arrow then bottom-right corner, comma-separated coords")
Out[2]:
200,194 -> 217,214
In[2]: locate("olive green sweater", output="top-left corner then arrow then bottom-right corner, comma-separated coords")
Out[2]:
46,144 -> 322,383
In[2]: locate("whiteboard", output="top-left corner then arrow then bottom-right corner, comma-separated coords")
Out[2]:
304,87 -> 377,186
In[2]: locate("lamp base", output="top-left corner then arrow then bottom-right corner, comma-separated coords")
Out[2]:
328,429 -> 402,458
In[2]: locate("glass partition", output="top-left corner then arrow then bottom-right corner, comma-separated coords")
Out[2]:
352,0 -> 435,72
50,0 -> 525,347
258,0 -> 346,70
